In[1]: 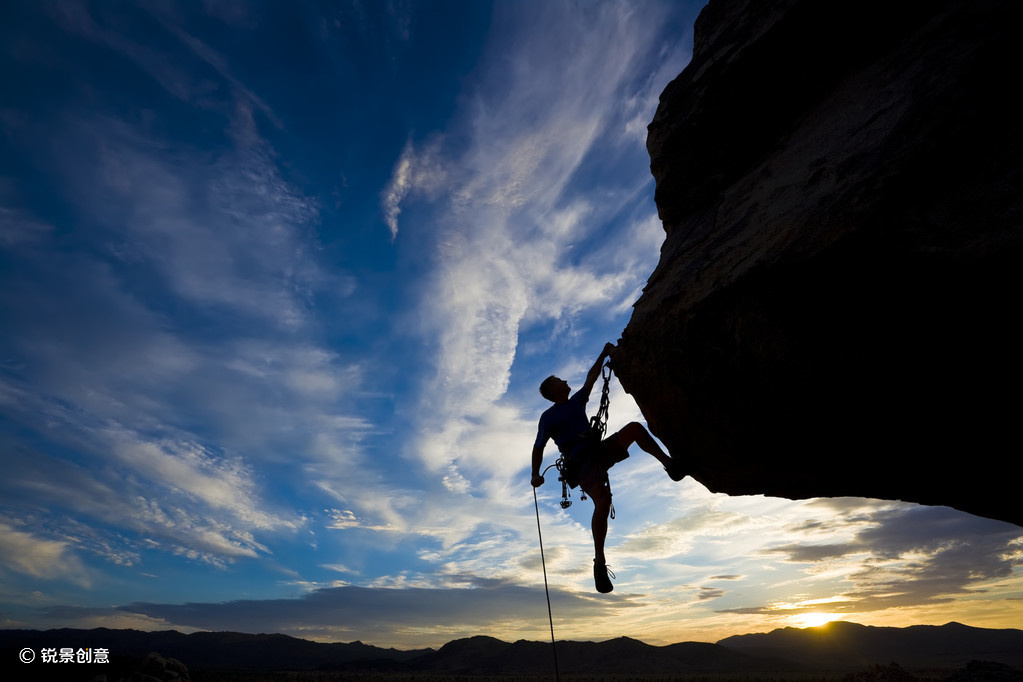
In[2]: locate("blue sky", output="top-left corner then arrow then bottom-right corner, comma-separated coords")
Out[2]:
1,0 -> 1021,650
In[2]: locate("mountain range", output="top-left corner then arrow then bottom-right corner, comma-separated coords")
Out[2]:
2,621 -> 1021,676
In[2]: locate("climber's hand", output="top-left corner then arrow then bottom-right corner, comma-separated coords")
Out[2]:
531,474 -> 545,488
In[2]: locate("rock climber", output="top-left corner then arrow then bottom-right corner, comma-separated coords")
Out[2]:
530,341 -> 685,593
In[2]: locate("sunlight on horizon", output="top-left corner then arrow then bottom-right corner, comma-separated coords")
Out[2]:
791,613 -> 842,628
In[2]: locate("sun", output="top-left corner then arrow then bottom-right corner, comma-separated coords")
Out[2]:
795,612 -> 839,628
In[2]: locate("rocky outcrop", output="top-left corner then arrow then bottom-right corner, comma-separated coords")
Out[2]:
130,651 -> 190,681
617,0 -> 1023,526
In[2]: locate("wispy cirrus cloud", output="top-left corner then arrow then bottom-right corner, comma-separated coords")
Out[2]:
0,522 -> 88,584
0,266 -> 366,568
0,204 -> 53,247
49,0 -> 281,127
67,113 -> 324,327
381,140 -> 414,241
381,135 -> 449,242
380,1 -> 689,484
0,4 -> 369,577
0,421 -> 292,568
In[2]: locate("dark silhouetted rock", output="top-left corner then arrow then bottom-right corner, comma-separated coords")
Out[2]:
134,651 -> 189,681
617,0 -> 1023,526
842,662 -> 919,682
944,660 -> 1023,682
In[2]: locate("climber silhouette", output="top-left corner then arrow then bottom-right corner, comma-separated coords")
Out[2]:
531,341 -> 685,593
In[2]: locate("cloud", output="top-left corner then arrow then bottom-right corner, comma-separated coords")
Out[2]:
32,605 -> 185,632
33,3 -> 341,331
332,6 -> 701,591
381,140 -> 414,241
0,244 -> 340,553
618,510 -> 732,560
734,505 -> 1023,617
82,116 -> 323,327
1,440 -> 285,568
103,430 -> 283,533
0,205 -> 53,247
0,522 -> 87,584
0,0 -> 403,576
324,508 -> 398,533
0,118 -> 364,571
763,543 -> 863,562
381,135 -> 451,241
697,587 -> 725,600
375,2 -> 686,503
96,581 -> 630,647
50,0 -> 281,128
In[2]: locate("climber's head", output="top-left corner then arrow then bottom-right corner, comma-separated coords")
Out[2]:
539,375 -> 570,403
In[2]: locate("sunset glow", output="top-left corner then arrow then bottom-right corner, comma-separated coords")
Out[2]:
793,613 -> 841,629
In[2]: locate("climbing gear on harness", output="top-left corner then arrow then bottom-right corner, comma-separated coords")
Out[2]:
557,458 -> 572,509
541,458 -> 574,509
589,360 -> 612,440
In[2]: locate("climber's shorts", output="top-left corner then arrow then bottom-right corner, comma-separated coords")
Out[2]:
564,431 -> 630,491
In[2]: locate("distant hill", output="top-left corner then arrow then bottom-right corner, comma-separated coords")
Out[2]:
0,627 -> 431,672
2,621 -> 1021,676
717,621 -> 1023,671
410,634 -> 794,675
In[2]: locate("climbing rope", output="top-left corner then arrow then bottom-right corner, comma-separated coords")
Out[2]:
533,486 -> 561,682
589,360 -> 613,440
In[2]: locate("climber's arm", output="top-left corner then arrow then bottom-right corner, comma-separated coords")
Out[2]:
531,445 -> 545,487
578,342 -> 615,401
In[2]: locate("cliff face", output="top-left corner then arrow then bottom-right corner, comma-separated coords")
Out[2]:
618,0 -> 1023,526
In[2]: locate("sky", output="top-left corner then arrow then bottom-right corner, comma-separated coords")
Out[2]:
1,0 -> 1021,651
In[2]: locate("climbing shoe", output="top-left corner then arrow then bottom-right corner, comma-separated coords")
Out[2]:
593,560 -> 615,594
664,458 -> 686,482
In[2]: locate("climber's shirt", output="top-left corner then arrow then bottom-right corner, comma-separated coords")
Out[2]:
534,392 -> 628,489
534,391 -> 590,455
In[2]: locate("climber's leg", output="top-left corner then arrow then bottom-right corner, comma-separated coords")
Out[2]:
611,422 -> 685,481
581,476 -> 615,593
